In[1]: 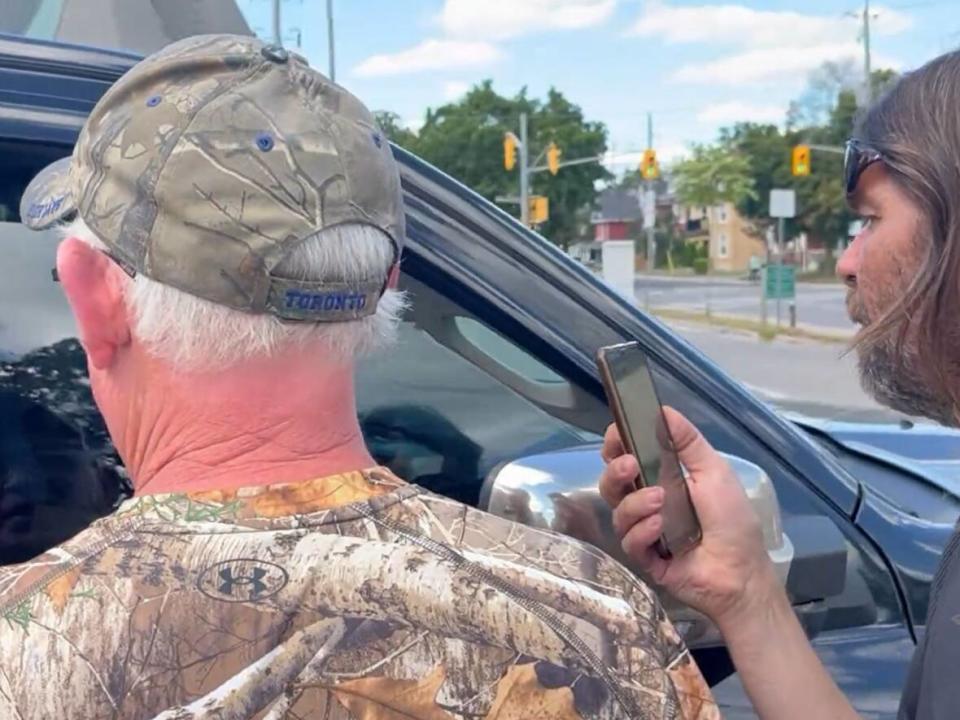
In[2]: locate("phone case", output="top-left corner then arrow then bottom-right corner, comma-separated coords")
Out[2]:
597,343 -> 702,558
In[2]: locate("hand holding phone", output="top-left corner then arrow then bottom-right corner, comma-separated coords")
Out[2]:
596,342 -> 701,557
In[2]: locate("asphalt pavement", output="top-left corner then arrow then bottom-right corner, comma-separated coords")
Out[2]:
635,274 -> 853,332
627,274 -> 911,422
668,321 -> 904,424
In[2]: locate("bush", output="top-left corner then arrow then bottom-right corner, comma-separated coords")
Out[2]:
693,257 -> 709,275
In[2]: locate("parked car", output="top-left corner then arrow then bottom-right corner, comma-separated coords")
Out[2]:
1,33 -> 958,718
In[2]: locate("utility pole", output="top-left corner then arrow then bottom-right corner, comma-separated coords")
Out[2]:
645,112 -> 656,270
327,0 -> 336,81
272,0 -> 282,46
863,0 -> 872,104
519,111 -> 530,226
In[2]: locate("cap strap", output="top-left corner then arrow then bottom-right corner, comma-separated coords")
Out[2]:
265,277 -> 384,323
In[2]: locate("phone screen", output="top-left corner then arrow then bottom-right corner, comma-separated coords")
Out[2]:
600,343 -> 700,555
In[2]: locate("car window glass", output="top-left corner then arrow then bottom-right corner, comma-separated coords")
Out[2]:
356,276 -> 601,508
1,141 -> 126,564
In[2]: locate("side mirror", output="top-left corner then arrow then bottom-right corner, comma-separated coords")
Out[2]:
479,445 -> 847,648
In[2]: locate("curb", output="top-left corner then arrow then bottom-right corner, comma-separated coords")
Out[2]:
648,307 -> 855,344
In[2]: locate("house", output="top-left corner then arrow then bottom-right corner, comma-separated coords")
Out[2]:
706,202 -> 766,273
585,187 -> 646,268
590,187 -> 643,242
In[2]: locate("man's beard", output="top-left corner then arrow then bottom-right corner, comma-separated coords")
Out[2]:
849,293 -> 958,425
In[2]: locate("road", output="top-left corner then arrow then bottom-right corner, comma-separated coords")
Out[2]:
635,275 -> 854,332
669,322 -> 905,423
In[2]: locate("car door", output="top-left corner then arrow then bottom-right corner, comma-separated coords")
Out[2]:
0,133 -> 913,716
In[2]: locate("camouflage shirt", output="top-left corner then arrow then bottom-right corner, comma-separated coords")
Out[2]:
0,468 -> 718,719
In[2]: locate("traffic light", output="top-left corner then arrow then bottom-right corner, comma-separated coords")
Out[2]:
547,142 -> 561,175
528,195 -> 549,224
792,145 -> 810,176
640,148 -> 659,180
504,133 -> 517,171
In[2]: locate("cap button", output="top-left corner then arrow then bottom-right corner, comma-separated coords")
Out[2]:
261,45 -> 289,64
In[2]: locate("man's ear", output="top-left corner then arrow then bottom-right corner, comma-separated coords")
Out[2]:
386,262 -> 401,290
56,237 -> 131,370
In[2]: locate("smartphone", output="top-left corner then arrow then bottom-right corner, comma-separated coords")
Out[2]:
596,342 -> 702,558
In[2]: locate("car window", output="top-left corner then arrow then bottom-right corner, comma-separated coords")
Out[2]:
0,140 -> 127,564
356,275 -> 601,507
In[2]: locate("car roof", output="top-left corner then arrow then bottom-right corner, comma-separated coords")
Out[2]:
0,33 -> 139,144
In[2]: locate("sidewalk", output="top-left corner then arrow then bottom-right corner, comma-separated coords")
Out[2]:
648,307 -> 856,344
635,272 -> 842,288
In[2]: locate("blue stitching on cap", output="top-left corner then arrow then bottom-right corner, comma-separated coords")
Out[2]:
146,95 -> 162,107
256,132 -> 275,152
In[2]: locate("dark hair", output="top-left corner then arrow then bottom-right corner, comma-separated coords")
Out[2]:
854,50 -> 960,415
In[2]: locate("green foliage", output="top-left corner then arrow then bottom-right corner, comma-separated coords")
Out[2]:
717,66 -> 900,265
673,144 -> 757,209
372,111 -> 418,149
693,257 -> 709,275
719,123 -> 792,226
375,81 -> 609,247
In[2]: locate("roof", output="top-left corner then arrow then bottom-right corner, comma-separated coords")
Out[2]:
0,0 -> 252,55
592,187 -> 643,224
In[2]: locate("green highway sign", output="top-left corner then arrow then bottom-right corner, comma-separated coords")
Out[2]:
764,265 -> 796,300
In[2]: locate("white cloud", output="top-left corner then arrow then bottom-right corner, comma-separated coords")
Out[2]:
443,80 -> 471,100
696,100 -> 786,125
630,2 -> 912,86
674,43 -> 902,85
354,39 -> 501,77
439,0 -> 616,41
629,2 -> 912,48
403,117 -> 424,133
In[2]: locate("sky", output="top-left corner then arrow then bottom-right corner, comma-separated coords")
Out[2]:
236,0 -> 957,173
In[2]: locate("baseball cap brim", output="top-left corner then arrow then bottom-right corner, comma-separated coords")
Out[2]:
19,156 -> 77,230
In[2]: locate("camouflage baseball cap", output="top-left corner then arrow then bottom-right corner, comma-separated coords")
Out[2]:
20,34 -> 404,323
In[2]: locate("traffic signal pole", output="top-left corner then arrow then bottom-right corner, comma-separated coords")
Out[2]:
519,112 -> 530,226
645,112 -> 656,270
501,114 -> 611,228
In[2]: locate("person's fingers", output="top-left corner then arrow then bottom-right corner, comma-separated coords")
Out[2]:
600,423 -> 625,464
611,486 -> 664,536
620,515 -> 663,560
599,455 -> 640,508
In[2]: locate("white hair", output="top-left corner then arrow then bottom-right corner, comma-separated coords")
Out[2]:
62,217 -> 407,371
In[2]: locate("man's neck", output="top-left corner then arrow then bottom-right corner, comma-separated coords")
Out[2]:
111,351 -> 376,496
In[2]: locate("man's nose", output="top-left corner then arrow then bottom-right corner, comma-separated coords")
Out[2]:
836,234 -> 862,288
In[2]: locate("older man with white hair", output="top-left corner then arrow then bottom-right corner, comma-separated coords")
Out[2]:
0,35 -> 716,719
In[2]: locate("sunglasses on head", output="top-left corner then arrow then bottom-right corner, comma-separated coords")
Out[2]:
844,139 -> 884,196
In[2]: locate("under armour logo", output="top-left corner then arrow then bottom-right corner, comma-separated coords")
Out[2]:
197,559 -> 289,603
219,566 -> 268,598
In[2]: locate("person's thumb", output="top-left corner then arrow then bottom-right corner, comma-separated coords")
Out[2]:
663,407 -> 744,527
662,407 -> 723,474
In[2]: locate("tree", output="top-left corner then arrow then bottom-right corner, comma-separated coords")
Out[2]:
372,111 -> 418,149
786,60 -> 859,130
723,69 -> 898,274
528,88 -> 610,246
719,123 -> 792,231
672,144 -> 757,209
387,81 -> 609,248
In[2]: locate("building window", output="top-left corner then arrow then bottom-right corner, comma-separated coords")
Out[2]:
717,231 -> 729,258
715,204 -> 728,224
